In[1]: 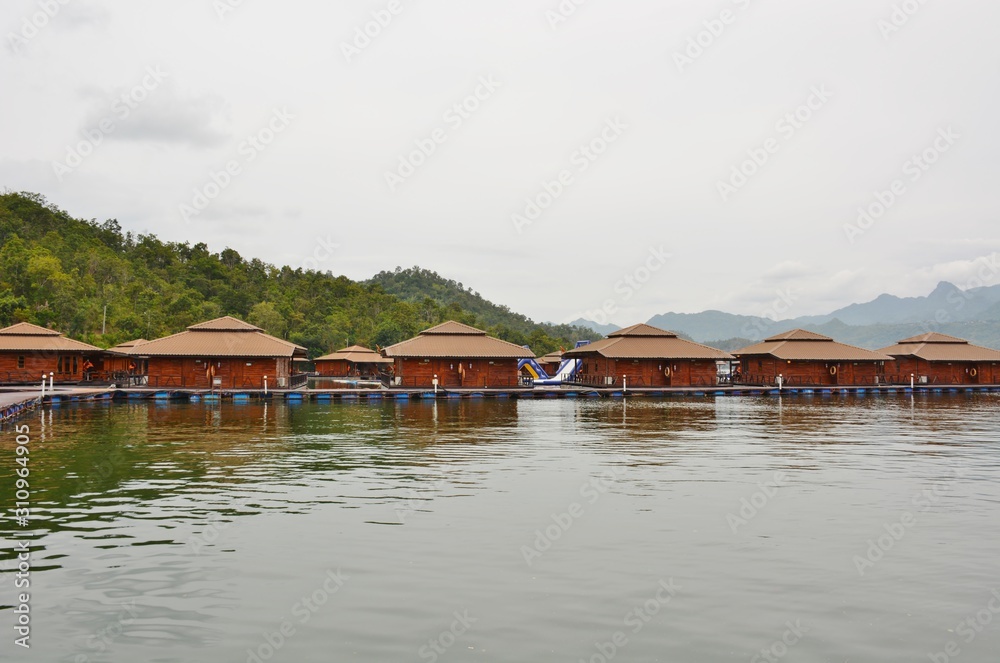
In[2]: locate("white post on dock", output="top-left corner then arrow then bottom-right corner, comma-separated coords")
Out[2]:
910,373 -> 914,389
623,375 -> 627,394
263,376 -> 268,395
41,374 -> 46,397
49,372 -> 54,392
778,374 -> 783,391
433,375 -> 438,395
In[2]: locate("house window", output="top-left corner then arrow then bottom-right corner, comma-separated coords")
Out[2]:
57,356 -> 64,373
17,356 -> 24,369
73,356 -> 78,374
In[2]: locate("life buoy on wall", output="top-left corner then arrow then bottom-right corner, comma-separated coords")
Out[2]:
969,367 -> 978,377
829,365 -> 838,376
664,366 -> 671,377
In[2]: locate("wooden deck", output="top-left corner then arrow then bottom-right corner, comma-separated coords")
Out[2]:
54,384 -> 1000,402
2,384 -> 998,414
0,390 -> 42,425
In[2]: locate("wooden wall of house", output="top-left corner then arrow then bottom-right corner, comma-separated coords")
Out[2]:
146,357 -> 289,388
738,357 -> 886,385
0,351 -> 88,383
315,360 -> 387,377
890,358 -> 999,385
102,355 -> 148,375
315,359 -> 351,377
539,361 -> 562,376
393,357 -> 521,387
575,356 -> 720,386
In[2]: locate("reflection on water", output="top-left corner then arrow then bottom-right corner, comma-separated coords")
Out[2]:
1,395 -> 999,662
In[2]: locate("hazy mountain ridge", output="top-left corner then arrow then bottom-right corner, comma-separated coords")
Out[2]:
567,318 -> 620,336
577,280 -> 1000,349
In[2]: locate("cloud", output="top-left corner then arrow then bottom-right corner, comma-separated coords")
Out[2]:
3,0 -> 109,55
80,79 -> 231,148
907,252 -> 1000,293
59,2 -> 112,29
720,267 -> 868,318
761,260 -> 810,282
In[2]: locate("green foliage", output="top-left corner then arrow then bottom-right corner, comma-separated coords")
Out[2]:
0,192 -> 588,357
247,301 -> 286,338
369,266 -> 601,354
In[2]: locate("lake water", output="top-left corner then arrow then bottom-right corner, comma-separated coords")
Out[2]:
2,395 -> 1000,662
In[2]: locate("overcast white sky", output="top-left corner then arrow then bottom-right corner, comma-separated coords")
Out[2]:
3,0 -> 999,326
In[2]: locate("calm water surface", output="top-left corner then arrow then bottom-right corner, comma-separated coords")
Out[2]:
2,395 -> 1000,662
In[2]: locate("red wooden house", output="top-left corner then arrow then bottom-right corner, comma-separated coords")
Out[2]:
103,339 -> 149,376
562,323 -> 733,387
314,345 -> 393,378
0,322 -> 102,384
733,329 -> 892,386
536,351 -> 564,377
135,316 -> 308,389
383,321 -> 533,388
880,333 -> 1000,385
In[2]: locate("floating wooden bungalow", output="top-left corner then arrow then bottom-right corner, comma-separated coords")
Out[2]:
536,351 -> 564,376
383,321 -> 534,388
133,316 -> 308,389
879,333 -> 1000,385
562,323 -> 733,387
314,345 -> 393,378
103,339 -> 149,375
733,329 -> 892,386
0,322 -> 102,384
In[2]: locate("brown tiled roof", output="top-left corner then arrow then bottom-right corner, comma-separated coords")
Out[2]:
0,323 -> 101,353
564,323 -> 733,360
419,321 -> 487,335
106,339 -> 149,355
734,329 -> 892,361
538,351 -> 564,364
880,334 -> 1000,362
384,321 -> 535,359
188,316 -> 262,331
132,316 -> 307,358
896,332 -> 966,344
608,323 -> 676,338
1,322 -> 61,336
315,345 -> 394,364
765,329 -> 831,341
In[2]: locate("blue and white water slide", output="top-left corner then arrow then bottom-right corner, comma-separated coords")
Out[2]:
519,340 -> 590,385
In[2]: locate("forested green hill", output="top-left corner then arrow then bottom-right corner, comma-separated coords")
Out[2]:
0,192 -> 594,357
368,267 -> 599,347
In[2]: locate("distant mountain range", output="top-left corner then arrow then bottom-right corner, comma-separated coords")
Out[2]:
573,282 -> 1000,350
567,318 -> 621,336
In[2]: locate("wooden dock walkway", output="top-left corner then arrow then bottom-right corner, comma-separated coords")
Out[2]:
3,384 -> 999,415
89,384 -> 1000,402
0,390 -> 42,425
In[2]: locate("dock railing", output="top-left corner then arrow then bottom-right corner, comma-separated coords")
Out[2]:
1,371 -> 40,385
114,374 -> 309,390
385,376 -> 531,389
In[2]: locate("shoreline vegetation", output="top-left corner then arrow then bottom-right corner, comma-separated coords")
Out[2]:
0,191 -> 599,358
